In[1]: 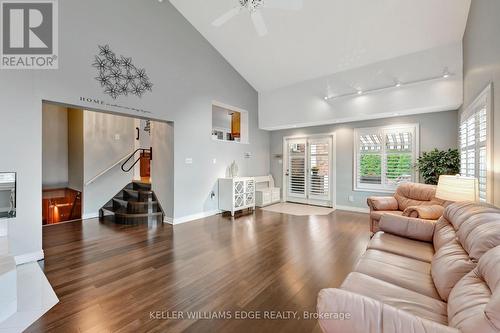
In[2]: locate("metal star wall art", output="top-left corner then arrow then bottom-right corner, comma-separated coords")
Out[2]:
92,45 -> 153,99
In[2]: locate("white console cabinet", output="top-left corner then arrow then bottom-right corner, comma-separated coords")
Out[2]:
219,177 -> 255,216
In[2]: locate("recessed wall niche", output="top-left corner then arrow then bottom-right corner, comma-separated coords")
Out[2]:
211,102 -> 249,144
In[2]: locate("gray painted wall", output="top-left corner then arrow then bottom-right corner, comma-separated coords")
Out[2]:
0,0 -> 269,258
83,111 -> 135,217
68,109 -> 84,192
462,0 -> 500,206
42,104 -> 69,188
270,111 -> 459,209
151,121 -> 175,218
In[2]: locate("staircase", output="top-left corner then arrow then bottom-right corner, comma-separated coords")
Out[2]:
100,182 -> 164,224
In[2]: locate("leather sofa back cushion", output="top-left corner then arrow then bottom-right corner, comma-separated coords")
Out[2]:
433,216 -> 456,251
394,183 -> 443,211
444,201 -> 500,231
448,246 -> 500,333
441,202 -> 500,261
431,239 -> 476,301
456,213 -> 500,261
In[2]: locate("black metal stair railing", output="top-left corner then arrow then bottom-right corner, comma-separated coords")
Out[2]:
121,147 -> 152,172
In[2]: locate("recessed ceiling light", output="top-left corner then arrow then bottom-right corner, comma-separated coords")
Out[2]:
324,96 -> 329,100
395,81 -> 401,87
357,90 -> 363,95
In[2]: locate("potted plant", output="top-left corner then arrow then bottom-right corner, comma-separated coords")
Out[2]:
415,149 -> 460,185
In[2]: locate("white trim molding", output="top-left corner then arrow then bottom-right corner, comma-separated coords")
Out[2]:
335,205 -> 370,214
173,210 -> 221,225
15,250 -> 44,265
82,212 -> 100,220
163,216 -> 174,224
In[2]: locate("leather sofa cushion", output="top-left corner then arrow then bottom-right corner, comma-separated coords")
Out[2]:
341,272 -> 448,325
370,210 -> 403,222
394,183 -> 444,211
456,212 -> 500,261
448,246 -> 500,333
431,239 -> 476,302
355,249 -> 440,299
444,201 -> 500,231
433,216 -> 456,251
368,232 -> 434,263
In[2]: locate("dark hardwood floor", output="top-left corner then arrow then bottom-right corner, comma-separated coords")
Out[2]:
27,209 -> 370,333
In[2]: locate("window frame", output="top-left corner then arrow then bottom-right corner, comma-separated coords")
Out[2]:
460,83 -> 493,203
353,123 -> 420,193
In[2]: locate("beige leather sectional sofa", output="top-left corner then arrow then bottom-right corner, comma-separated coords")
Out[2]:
317,201 -> 500,333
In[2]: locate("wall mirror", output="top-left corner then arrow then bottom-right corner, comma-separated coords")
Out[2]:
0,172 -> 16,219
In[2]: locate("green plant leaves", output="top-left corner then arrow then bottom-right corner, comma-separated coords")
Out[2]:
415,149 -> 460,185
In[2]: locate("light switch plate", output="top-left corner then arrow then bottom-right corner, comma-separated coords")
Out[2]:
114,134 -> 120,140
348,195 -> 354,202
212,158 -> 217,164
185,158 -> 193,164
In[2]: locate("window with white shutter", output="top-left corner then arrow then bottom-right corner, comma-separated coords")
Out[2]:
354,124 -> 419,192
460,84 -> 492,203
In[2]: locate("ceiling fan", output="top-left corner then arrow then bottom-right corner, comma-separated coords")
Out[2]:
212,0 -> 303,36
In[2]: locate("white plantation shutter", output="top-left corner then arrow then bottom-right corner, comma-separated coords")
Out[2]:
460,84 -> 491,203
308,138 -> 331,199
354,124 -> 418,192
357,134 -> 382,186
385,130 -> 414,186
288,141 -> 307,198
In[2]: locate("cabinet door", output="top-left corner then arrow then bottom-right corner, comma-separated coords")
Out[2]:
245,192 -> 254,206
234,195 -> 245,208
245,179 -> 255,193
234,180 -> 245,195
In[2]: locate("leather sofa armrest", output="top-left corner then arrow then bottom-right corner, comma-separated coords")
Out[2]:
317,288 -> 459,333
402,205 -> 444,220
367,196 -> 398,211
379,214 -> 436,242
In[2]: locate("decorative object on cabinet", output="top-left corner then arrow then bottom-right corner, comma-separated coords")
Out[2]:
255,175 -> 281,207
219,177 -> 255,216
229,161 -> 239,178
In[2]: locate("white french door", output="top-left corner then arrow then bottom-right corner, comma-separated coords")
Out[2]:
284,135 -> 333,207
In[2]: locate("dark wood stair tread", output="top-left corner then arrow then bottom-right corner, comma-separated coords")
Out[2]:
100,182 -> 165,225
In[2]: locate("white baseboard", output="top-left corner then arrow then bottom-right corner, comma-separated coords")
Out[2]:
15,250 -> 44,265
82,212 -> 99,220
163,216 -> 174,224
335,205 -> 370,214
173,210 -> 221,225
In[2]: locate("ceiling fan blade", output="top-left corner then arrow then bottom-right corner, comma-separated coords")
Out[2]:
251,10 -> 268,36
212,7 -> 241,27
263,0 -> 303,10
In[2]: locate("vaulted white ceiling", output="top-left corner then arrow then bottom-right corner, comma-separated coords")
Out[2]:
169,0 -> 471,92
